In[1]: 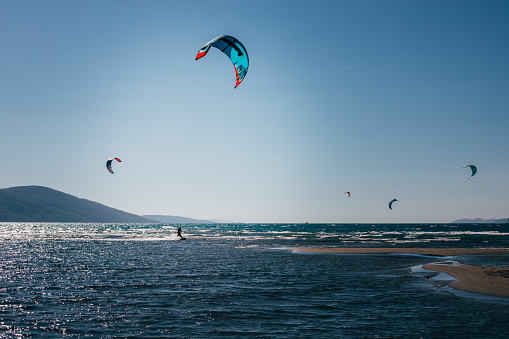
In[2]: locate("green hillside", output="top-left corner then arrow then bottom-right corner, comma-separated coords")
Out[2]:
0,186 -> 155,223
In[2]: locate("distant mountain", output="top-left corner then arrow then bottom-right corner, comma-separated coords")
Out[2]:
451,218 -> 509,223
208,219 -> 238,224
0,186 -> 155,223
143,215 -> 218,224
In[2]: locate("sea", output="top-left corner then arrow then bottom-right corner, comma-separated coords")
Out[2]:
1,222 -> 508,338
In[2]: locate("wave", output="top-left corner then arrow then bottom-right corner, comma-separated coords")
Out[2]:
0,223 -> 507,248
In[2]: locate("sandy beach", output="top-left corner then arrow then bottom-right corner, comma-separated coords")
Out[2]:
292,247 -> 509,297
424,264 -> 509,297
292,247 -> 509,256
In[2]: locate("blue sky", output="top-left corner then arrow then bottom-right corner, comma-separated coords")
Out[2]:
1,0 -> 508,223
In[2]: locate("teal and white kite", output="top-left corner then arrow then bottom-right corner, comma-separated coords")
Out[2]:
462,165 -> 477,179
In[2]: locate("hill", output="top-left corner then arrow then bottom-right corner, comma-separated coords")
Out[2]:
0,186 -> 155,223
143,215 -> 217,224
451,218 -> 509,223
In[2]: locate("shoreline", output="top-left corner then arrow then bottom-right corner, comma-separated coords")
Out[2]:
291,247 -> 509,256
291,247 -> 509,298
424,264 -> 509,298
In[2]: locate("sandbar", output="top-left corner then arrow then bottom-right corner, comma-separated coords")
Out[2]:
291,247 -> 509,256
291,247 -> 509,297
424,264 -> 509,298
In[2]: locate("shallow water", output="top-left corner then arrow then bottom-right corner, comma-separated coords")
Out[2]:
1,223 -> 508,338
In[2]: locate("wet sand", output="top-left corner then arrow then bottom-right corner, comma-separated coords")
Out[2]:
291,247 -> 509,256
291,247 -> 509,297
424,264 -> 509,298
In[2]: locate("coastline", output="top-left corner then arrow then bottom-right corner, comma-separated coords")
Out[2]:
291,247 -> 509,256
291,247 -> 509,298
424,264 -> 509,298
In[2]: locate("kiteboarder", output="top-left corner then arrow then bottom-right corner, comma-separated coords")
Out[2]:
177,226 -> 183,239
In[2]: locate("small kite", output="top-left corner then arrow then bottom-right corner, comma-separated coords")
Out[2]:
462,165 -> 477,179
106,158 -> 121,174
389,199 -> 398,210
344,191 -> 351,197
196,35 -> 249,88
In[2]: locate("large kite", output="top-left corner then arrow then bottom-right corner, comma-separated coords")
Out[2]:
462,165 -> 477,179
344,191 -> 351,197
106,158 -> 121,174
196,35 -> 249,88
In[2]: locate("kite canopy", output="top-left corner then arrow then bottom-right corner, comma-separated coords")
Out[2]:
196,35 -> 249,88
462,165 -> 477,179
106,157 -> 121,174
389,199 -> 398,210
344,191 -> 351,197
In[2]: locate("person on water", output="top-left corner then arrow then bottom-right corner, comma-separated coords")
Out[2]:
177,226 -> 183,239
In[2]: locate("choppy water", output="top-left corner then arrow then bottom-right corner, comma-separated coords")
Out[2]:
1,223 -> 508,338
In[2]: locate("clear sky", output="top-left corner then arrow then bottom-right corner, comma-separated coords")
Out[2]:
1,0 -> 508,223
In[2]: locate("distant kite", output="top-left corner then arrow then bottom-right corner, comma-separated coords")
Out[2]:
462,165 -> 477,179
106,158 -> 121,174
389,199 -> 398,210
344,191 -> 351,197
196,35 -> 249,88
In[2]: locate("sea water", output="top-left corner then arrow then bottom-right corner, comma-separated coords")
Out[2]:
0,223 -> 508,338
